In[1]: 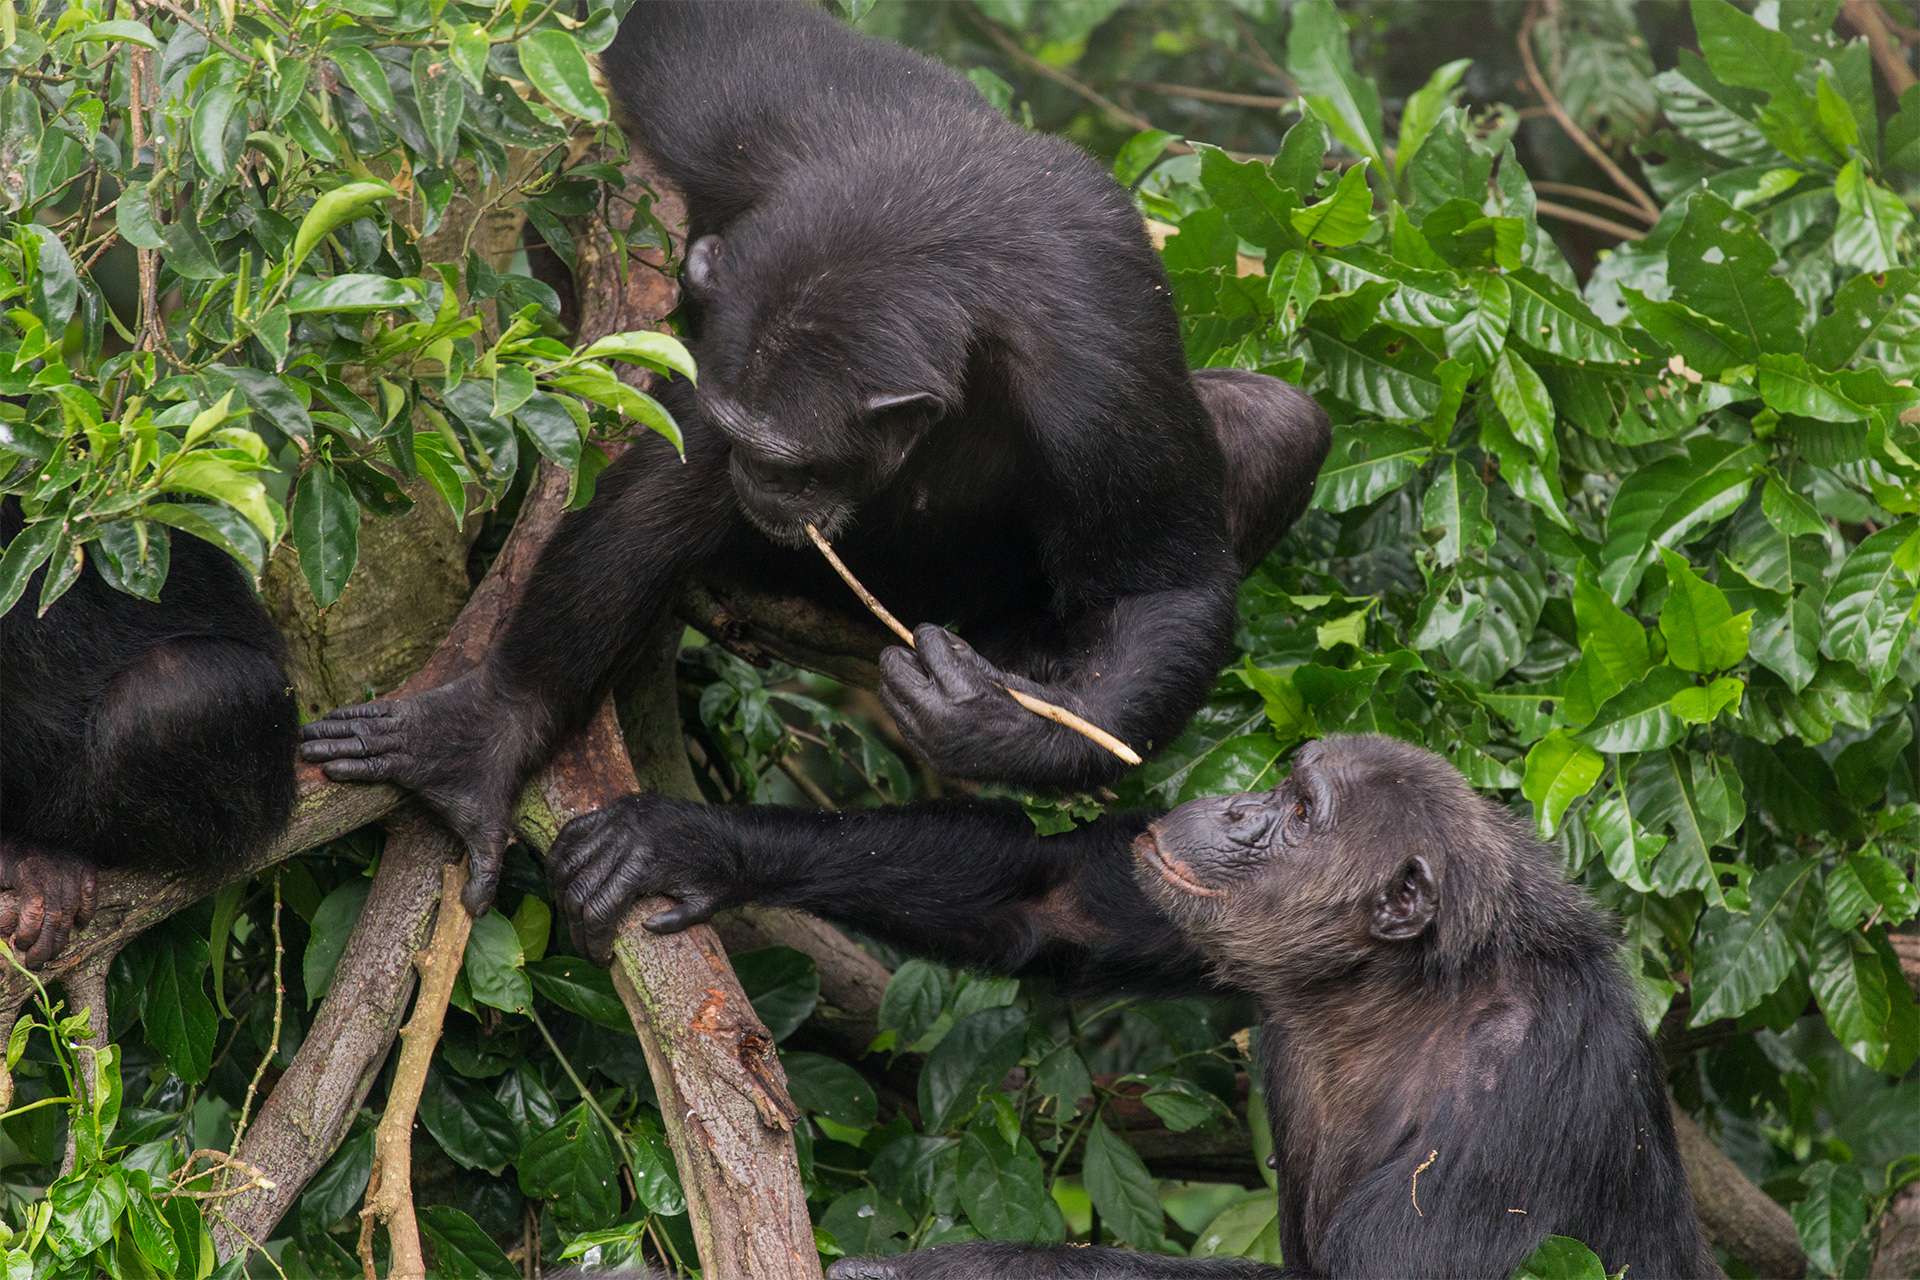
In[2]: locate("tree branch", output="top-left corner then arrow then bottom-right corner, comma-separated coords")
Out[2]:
1671,1105 -> 1808,1278
1841,0 -> 1918,95
1516,2 -> 1660,221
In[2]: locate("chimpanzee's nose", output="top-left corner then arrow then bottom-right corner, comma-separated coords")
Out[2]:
1223,795 -> 1278,845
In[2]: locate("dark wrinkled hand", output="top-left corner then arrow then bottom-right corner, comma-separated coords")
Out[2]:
549,793 -> 734,964
0,844 -> 98,967
299,673 -> 525,914
879,624 -> 1072,781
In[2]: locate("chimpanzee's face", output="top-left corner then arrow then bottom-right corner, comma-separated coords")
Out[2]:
679,231 -> 953,546
1132,735 -> 1475,990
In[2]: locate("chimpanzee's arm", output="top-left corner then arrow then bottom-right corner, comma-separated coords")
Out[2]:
302,419 -> 741,911
547,793 -> 1216,994
826,1243 -> 1295,1278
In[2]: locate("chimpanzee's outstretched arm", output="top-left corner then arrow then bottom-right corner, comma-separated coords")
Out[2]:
547,794 -> 1215,994
826,1243 -> 1296,1278
301,419 -> 741,912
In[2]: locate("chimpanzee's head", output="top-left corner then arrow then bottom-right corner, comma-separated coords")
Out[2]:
677,202 -> 970,545
1132,734 -> 1542,996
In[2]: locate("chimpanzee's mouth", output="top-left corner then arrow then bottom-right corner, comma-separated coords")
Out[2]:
1135,828 -> 1226,899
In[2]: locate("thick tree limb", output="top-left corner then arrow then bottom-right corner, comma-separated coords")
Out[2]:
1671,1106 -> 1808,1278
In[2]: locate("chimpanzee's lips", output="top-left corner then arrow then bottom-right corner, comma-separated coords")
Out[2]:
1135,828 -> 1226,899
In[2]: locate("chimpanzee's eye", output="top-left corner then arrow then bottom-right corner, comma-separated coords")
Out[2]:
1293,798 -> 1310,822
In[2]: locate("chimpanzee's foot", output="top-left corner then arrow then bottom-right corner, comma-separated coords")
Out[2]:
0,841 -> 98,966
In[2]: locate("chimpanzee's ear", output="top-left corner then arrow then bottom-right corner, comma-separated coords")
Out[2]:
685,235 -> 723,290
865,391 -> 943,418
1370,856 -> 1437,942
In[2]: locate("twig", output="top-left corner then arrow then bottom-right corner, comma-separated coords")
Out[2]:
1127,81 -> 1292,111
967,7 -> 1157,133
1231,11 -> 1292,88
1532,179 -> 1657,225
1411,1148 -> 1438,1217
804,523 -> 1142,766
358,861 -> 474,1280
1516,3 -> 1659,221
1840,0 -> 1918,94
777,755 -> 835,809
227,872 -> 283,1162
1534,199 -> 1645,242
123,9 -> 163,358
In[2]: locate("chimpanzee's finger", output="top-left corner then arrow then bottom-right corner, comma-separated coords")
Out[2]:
644,896 -> 718,935
461,839 -> 508,915
912,624 -> 988,699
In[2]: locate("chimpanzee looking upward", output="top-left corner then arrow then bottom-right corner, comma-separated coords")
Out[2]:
0,499 -> 298,965
547,735 -> 1717,1279
299,0 -> 1331,914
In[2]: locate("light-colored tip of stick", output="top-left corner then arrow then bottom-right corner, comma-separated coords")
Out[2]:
804,523 -> 1143,766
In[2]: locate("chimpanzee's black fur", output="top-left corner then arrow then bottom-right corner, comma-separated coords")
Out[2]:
0,499 -> 297,964
300,0 -> 1329,913
548,735 -> 1717,1280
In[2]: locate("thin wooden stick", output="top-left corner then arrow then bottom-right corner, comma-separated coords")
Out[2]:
805,524 -> 1143,767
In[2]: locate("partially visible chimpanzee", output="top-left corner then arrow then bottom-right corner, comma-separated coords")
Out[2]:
300,0 -> 1330,914
0,499 -> 297,964
547,735 -> 1716,1279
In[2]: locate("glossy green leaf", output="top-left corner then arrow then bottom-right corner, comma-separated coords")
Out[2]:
919,1007 -> 1027,1132
289,180 -> 398,274
463,910 -> 531,1013
519,30 -> 609,123
1082,1118 -> 1167,1248
785,1051 -> 878,1129
1691,859 -> 1815,1025
1523,731 -> 1604,837
287,273 -> 423,314
418,1206 -> 518,1280
517,1104 -> 618,1227
1658,549 -> 1752,673
1790,1160 -> 1869,1276
291,463 -> 360,607
1289,160 -> 1372,247
1285,0 -> 1386,169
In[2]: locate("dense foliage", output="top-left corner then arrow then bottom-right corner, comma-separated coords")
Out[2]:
1,0 -> 1916,1277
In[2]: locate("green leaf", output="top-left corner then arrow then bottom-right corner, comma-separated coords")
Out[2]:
328,45 -> 398,117
517,1104 -> 618,1228
419,1071 -> 521,1172
1573,563 -> 1653,702
879,958 -> 950,1048
1289,160 -> 1372,247
1196,145 -> 1298,247
114,181 -> 167,250
1512,1236 -> 1607,1280
1193,1190 -> 1282,1262
412,49 -> 466,165
1267,249 -> 1321,341
303,880 -> 370,1007
1488,348 -> 1554,459
1823,520 -> 1920,685
1306,331 -> 1440,422
547,368 -> 683,452
290,180 -> 398,274
287,273 -> 423,314
519,30 -> 609,123
192,82 -> 243,180
0,518 -> 61,617
418,1206 -> 518,1280
956,1120 -> 1059,1244
527,956 -> 629,1031
919,1007 -> 1027,1132
1834,714 -> 1915,808
1806,267 -> 1919,371
1420,454 -> 1492,566
1667,192 -> 1802,357
1082,1118 -> 1167,1249
1311,425 -> 1429,511
1657,549 -> 1752,673
820,1186 -> 913,1256
1620,287 -> 1746,378
732,946 -> 820,1043
1112,128 -> 1177,187
145,502 -> 266,576
447,22 -> 491,90
1791,1160 -> 1869,1276
513,390 -> 584,470
144,922 -> 217,1083
22,223 -> 78,329
77,18 -> 161,48
1811,925 -> 1916,1074
1522,731 -> 1603,838
576,330 -> 698,382
1834,159 -> 1913,274
1829,852 -> 1920,932
291,464 -> 360,608
1395,57 -> 1471,178
1599,441 -> 1761,601
463,911 -> 531,1013
784,1051 -> 877,1129
1761,474 -> 1827,538
1755,352 -> 1866,423
1285,0 -> 1386,169
1506,269 -> 1634,364
1636,750 -> 1742,903
1578,667 -> 1693,754
161,455 -> 278,542
1691,858 -> 1815,1025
